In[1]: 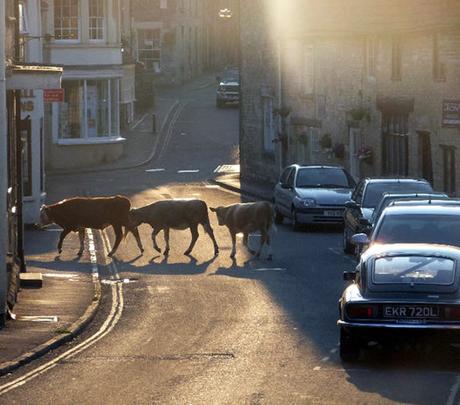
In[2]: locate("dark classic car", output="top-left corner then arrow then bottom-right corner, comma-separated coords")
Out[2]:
338,243 -> 460,361
273,164 -> 356,230
343,178 -> 433,254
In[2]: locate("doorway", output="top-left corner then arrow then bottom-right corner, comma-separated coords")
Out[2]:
418,131 -> 433,184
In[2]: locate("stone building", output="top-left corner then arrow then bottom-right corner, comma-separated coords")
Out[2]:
239,0 -> 460,195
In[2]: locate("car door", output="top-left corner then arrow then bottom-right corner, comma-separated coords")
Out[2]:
344,180 -> 364,234
274,167 -> 293,215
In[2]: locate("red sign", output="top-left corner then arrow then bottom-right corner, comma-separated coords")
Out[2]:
442,100 -> 460,128
43,89 -> 64,103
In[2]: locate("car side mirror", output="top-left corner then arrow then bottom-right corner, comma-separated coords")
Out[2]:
351,233 -> 370,246
345,200 -> 359,209
343,271 -> 356,281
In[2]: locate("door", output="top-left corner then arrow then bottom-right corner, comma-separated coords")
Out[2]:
382,114 -> 409,176
418,132 -> 433,184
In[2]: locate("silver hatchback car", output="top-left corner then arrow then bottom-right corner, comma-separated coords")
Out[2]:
273,164 -> 356,230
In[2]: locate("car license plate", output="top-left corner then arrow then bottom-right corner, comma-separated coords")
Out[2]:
383,305 -> 439,319
324,210 -> 342,217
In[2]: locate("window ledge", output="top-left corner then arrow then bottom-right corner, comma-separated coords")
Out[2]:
56,136 -> 126,146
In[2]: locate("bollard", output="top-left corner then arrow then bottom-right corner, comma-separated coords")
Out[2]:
152,113 -> 156,133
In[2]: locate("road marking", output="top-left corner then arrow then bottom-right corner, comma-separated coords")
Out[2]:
204,185 -> 219,189
16,316 -> 58,323
446,375 -> 460,405
177,169 -> 200,173
145,168 -> 165,173
321,356 -> 330,362
214,164 -> 240,174
313,366 -> 321,371
330,348 -> 338,354
252,268 -> 286,272
0,230 -> 122,396
42,273 -> 80,279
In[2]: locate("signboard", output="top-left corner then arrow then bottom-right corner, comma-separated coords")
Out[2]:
43,89 -> 64,103
442,100 -> 460,128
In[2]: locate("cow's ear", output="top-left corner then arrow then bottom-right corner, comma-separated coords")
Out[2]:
210,207 -> 217,212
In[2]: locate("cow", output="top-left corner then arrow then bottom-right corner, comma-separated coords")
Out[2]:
128,199 -> 219,257
210,201 -> 275,260
40,195 -> 143,257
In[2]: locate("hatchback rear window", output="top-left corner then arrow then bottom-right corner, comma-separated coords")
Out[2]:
363,182 -> 433,208
373,255 -> 455,285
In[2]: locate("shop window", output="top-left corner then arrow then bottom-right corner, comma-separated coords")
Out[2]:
89,0 -> 105,41
54,0 -> 80,40
59,79 -> 119,140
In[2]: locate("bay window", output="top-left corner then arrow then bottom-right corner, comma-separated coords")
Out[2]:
59,79 -> 120,140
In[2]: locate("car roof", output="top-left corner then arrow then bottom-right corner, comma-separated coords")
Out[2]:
382,204 -> 460,216
291,164 -> 345,170
363,243 -> 460,261
389,198 -> 460,207
363,177 -> 430,184
381,192 -> 446,199
219,80 -> 239,85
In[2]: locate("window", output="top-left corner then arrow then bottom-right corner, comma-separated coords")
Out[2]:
391,38 -> 402,81
137,29 -> 161,71
18,2 -> 28,34
366,37 -> 376,78
54,0 -> 80,40
263,97 -> 275,152
280,168 -> 292,184
89,0 -> 105,41
433,33 -> 446,81
59,79 -> 119,140
382,114 -> 409,176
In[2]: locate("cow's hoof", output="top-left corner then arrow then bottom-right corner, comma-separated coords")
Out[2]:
214,250 -> 219,256
108,251 -> 114,257
154,247 -> 161,253
184,250 -> 191,256
77,251 -> 83,257
230,254 -> 236,259
249,249 -> 256,255
267,254 -> 273,261
58,249 -> 62,254
163,250 -> 170,256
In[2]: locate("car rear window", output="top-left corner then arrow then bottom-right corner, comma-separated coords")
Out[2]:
295,168 -> 351,188
373,255 -> 455,285
362,182 -> 433,208
374,214 -> 460,246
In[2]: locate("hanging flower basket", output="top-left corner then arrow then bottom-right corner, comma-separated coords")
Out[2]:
357,146 -> 373,163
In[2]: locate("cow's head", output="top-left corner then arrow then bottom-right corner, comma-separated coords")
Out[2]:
210,206 -> 226,226
39,205 -> 52,226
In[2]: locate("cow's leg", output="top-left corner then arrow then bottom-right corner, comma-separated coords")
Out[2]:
266,227 -> 273,260
184,225 -> 199,256
163,228 -> 170,256
242,232 -> 256,255
130,226 -> 144,254
108,225 -> 123,257
202,222 -> 219,256
229,230 -> 236,258
151,228 -> 161,253
57,228 -> 71,254
77,228 -> 85,256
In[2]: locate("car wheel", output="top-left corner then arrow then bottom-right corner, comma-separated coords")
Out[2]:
274,209 -> 284,224
343,227 -> 354,254
291,208 -> 301,231
339,327 -> 360,362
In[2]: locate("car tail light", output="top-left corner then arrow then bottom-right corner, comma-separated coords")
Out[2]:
346,304 -> 376,319
444,306 -> 460,320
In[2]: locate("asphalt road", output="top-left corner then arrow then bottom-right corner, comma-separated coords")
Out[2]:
2,82 -> 460,404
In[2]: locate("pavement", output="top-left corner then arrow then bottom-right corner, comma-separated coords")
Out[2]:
0,73 -> 220,376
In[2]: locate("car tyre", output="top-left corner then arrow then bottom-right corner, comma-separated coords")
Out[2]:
343,227 -> 354,254
291,208 -> 301,231
274,209 -> 284,224
339,327 -> 360,362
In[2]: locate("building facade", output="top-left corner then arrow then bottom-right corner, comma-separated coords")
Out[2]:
239,0 -> 460,195
41,0 -> 132,170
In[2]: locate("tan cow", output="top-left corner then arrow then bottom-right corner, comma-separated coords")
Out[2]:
40,195 -> 143,257
129,199 -> 219,257
210,201 -> 275,260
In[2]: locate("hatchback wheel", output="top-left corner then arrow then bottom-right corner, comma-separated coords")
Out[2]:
340,327 -> 360,362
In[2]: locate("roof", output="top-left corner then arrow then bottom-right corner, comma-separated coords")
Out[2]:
382,204 -> 460,216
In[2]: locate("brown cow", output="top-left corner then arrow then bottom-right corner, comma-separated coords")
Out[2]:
40,195 -> 143,257
129,199 -> 219,257
210,201 -> 275,260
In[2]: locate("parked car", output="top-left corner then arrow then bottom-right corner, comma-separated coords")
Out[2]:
370,192 -> 448,228
342,178 -> 433,254
273,165 -> 356,230
216,78 -> 239,107
339,243 -> 460,362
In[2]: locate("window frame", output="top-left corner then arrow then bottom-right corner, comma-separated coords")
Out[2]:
88,0 -> 106,42
53,0 -> 81,43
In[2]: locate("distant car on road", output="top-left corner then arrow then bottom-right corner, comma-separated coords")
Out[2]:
273,164 -> 356,230
343,178 -> 433,254
216,78 -> 239,108
339,242 -> 460,361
